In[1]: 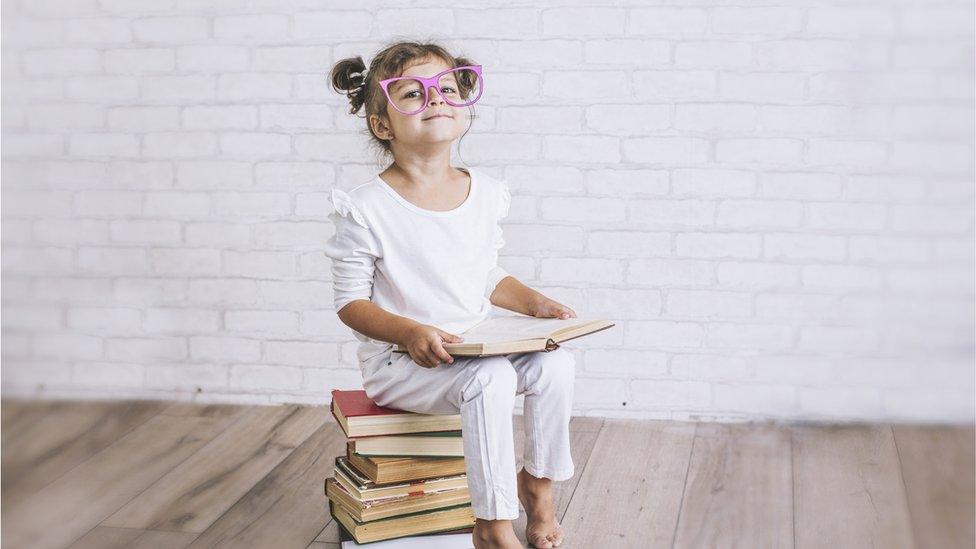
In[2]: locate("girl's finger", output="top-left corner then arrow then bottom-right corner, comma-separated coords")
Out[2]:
432,343 -> 454,365
425,348 -> 443,368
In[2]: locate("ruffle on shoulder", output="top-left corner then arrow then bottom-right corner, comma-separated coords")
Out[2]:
330,187 -> 370,230
498,180 -> 512,220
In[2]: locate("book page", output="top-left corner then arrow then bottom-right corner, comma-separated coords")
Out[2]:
342,533 -> 473,548
458,314 -> 605,344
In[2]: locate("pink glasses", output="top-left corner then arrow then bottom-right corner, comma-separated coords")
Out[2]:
378,65 -> 484,116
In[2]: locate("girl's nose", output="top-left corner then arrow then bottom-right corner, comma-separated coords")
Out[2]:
428,86 -> 446,104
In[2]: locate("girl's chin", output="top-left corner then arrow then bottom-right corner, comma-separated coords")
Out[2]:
417,124 -> 460,134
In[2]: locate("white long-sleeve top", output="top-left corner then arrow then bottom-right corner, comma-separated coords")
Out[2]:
323,167 -> 512,364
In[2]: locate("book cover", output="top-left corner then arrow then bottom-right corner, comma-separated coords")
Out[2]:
334,510 -> 474,548
331,390 -> 462,437
332,389 -> 412,419
329,499 -> 475,544
350,430 -> 463,457
346,444 -> 467,485
329,456 -> 468,502
348,430 -> 463,441
390,314 -> 615,357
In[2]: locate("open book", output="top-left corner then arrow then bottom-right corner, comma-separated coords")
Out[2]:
392,313 -> 615,357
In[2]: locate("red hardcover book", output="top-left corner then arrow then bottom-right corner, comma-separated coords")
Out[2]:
330,389 -> 462,438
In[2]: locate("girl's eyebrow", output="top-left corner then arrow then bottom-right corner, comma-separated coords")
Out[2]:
402,67 -> 453,79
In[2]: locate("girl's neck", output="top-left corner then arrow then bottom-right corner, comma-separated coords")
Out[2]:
383,161 -> 460,190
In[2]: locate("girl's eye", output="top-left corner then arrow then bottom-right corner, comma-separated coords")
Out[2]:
403,87 -> 455,99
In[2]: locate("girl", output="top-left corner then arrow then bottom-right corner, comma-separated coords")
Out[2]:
325,41 -> 577,549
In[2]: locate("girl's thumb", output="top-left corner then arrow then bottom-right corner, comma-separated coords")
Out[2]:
441,331 -> 464,342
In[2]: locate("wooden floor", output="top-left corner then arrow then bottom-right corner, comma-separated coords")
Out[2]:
1,399 -> 973,549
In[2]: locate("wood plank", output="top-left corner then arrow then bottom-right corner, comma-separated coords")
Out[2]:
2,400 -> 128,470
1,398 -> 52,431
3,400 -> 167,505
793,424 -> 914,549
104,404 -> 326,533
893,424 -> 975,549
69,526 -> 197,549
187,421 -> 347,549
3,401 -> 114,473
560,419 -> 696,548
672,422 -> 793,548
160,402 -> 251,419
3,410 -> 244,549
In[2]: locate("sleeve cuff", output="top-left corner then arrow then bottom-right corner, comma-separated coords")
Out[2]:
485,266 -> 511,300
335,294 -> 371,313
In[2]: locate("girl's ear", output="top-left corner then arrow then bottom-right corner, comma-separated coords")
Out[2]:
369,113 -> 394,141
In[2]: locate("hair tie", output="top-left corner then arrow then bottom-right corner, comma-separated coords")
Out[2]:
347,68 -> 368,97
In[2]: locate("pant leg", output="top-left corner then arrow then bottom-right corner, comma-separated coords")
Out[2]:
507,346 -> 576,482
361,351 -> 521,520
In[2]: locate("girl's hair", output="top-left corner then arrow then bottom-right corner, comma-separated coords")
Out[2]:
329,40 -> 478,161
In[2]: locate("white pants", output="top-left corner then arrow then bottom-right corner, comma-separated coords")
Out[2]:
360,346 -> 576,520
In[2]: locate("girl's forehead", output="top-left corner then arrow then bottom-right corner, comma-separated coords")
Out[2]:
399,59 -> 452,79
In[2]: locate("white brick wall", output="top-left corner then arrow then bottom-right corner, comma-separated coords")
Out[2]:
2,0 -> 973,423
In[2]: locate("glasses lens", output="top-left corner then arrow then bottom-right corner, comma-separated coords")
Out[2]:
387,68 -> 483,114
439,67 -> 482,107
388,78 -> 426,115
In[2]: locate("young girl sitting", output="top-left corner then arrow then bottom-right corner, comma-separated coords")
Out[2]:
325,41 -> 577,549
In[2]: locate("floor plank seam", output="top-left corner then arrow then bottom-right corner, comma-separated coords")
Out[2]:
669,421 -> 698,549
790,426 -> 797,549
890,424 -> 922,549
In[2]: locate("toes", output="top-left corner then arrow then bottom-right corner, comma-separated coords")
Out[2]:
529,531 -> 555,549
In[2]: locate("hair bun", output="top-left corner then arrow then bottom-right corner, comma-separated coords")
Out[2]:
328,56 -> 371,115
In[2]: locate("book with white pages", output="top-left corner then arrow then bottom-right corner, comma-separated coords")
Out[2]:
391,312 -> 615,357
341,532 -> 473,549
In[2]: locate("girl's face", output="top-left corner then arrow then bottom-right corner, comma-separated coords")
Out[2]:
369,57 -> 468,148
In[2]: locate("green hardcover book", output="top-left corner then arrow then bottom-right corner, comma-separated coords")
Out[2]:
349,430 -> 464,458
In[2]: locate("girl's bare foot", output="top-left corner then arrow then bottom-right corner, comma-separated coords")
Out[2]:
472,518 -> 522,549
516,467 -> 564,548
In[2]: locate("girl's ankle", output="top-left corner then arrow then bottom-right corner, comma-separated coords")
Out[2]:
474,518 -> 513,534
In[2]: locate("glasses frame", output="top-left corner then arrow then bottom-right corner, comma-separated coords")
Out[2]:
378,65 -> 484,116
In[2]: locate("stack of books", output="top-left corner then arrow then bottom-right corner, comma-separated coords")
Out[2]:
326,389 -> 476,545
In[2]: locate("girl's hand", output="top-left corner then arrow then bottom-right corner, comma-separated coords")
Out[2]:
530,297 -> 577,320
402,323 -> 464,368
